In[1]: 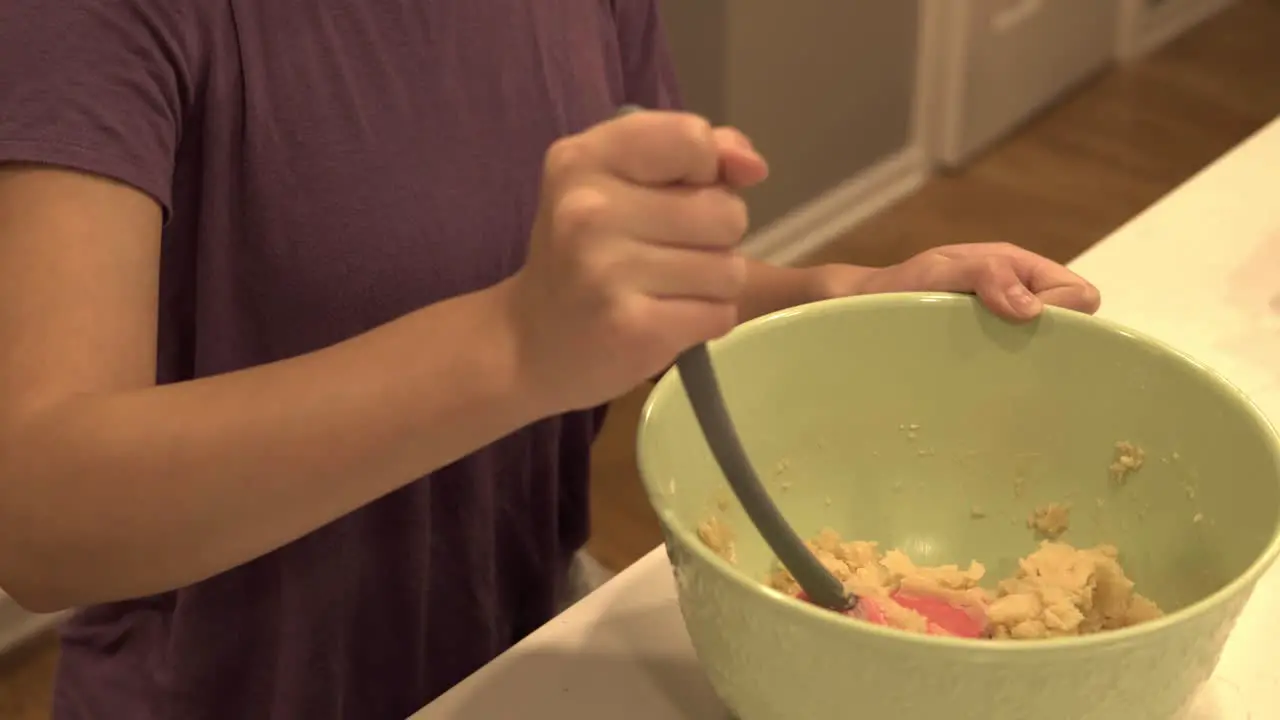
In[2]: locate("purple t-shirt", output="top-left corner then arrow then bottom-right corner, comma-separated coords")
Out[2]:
0,1 -> 679,718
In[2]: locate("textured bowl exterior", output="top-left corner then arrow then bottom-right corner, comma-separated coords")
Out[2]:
663,529 -> 1254,720
638,293 -> 1280,720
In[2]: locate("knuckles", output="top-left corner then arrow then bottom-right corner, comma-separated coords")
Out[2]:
604,294 -> 650,340
705,301 -> 739,336
542,136 -> 590,186
630,111 -> 715,157
642,112 -> 719,179
685,187 -> 750,249
612,299 -> 738,363
601,295 -> 674,363
720,252 -> 749,297
977,255 -> 1006,278
559,111 -> 716,180
716,191 -> 750,245
549,185 -> 612,243
668,113 -> 716,155
547,183 -> 750,252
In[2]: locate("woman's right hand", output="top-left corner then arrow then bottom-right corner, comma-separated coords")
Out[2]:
505,109 -> 769,414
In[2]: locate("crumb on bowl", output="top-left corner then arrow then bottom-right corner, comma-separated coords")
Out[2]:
1028,503 -> 1071,539
1110,441 -> 1145,484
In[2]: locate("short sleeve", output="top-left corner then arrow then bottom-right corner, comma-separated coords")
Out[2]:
0,0 -> 194,214
612,0 -> 684,112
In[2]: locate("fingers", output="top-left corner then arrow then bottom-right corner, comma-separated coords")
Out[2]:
546,183 -> 749,301
645,249 -> 746,302
602,241 -> 747,301
543,110 -> 761,255
1014,253 -> 1100,312
558,110 -> 767,189
537,109 -> 760,338
935,242 -> 1100,316
610,180 -> 750,250
936,243 -> 1095,302
519,111 -> 765,411
551,181 -> 748,254
1022,258 -> 1100,313
711,127 -> 769,189
922,256 -> 1043,321
589,111 -> 722,185
869,253 -> 1041,321
1036,284 -> 1102,314
630,296 -> 739,357
969,259 -> 1044,321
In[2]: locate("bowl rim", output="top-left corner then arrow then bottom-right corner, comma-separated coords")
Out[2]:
637,291 -> 1280,651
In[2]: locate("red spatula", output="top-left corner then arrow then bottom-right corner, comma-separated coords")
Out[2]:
796,590 -> 988,638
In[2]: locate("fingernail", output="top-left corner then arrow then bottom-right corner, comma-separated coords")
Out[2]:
1006,285 -> 1042,315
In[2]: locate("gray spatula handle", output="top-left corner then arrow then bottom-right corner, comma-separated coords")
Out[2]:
675,344 -> 852,611
610,105 -> 853,612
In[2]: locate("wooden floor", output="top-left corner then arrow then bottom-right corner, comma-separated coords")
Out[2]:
3,1 -> 1279,716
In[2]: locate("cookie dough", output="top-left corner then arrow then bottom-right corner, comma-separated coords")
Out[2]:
1028,502 -> 1071,539
697,516 -> 736,564
763,530 -> 1163,640
1110,440 -> 1146,484
987,541 -> 1163,639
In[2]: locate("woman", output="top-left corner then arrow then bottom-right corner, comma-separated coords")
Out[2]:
0,1 -> 1099,718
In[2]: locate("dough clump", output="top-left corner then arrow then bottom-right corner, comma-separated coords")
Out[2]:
765,530 -> 1163,640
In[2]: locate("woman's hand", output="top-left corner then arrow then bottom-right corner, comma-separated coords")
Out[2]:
815,243 -> 1101,321
507,110 -> 768,414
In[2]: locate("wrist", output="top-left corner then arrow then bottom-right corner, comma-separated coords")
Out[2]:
470,277 -> 562,424
808,263 -> 878,302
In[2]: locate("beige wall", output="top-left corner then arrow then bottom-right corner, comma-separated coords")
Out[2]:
662,0 -> 919,227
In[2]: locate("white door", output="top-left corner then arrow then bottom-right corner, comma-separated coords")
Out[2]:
929,0 -> 1120,167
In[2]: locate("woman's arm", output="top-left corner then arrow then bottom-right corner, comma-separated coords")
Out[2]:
0,167 -> 548,612
737,259 -> 874,321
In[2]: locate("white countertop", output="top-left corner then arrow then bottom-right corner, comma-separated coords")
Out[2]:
413,117 -> 1280,720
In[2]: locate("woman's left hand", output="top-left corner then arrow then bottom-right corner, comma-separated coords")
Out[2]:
816,243 -> 1101,321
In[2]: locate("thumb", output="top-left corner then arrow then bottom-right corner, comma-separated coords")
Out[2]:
712,127 -> 769,188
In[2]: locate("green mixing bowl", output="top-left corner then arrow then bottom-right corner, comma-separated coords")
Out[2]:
637,292 -> 1280,720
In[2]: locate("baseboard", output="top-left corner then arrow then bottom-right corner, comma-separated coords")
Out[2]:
0,591 -> 66,656
1117,0 -> 1234,61
740,144 -> 931,266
